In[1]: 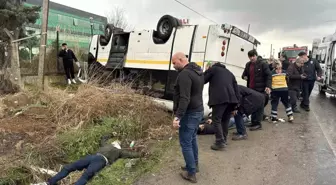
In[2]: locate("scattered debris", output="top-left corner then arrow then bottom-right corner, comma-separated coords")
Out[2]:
30,182 -> 48,185
15,140 -> 24,151
30,165 -> 57,176
125,159 -> 139,168
130,141 -> 135,148
278,118 -> 286,123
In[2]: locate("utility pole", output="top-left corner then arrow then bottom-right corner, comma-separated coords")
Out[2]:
90,17 -> 94,37
270,44 -> 273,58
56,25 -> 60,72
247,24 -> 250,33
37,0 -> 50,90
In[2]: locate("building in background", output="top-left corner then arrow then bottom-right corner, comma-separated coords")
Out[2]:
23,0 -> 107,49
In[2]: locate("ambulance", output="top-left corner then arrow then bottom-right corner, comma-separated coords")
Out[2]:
312,34 -> 336,94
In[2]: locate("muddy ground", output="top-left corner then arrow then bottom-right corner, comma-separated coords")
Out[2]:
135,88 -> 336,185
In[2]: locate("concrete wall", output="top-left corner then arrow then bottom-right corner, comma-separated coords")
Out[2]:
22,74 -> 66,89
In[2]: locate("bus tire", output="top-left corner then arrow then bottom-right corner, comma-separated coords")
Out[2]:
104,24 -> 114,42
100,35 -> 108,46
156,15 -> 178,41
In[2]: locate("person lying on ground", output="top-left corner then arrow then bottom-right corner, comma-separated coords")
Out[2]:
197,112 -> 250,135
47,136 -> 145,185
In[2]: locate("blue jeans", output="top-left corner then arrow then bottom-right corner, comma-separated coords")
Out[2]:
48,155 -> 106,185
234,112 -> 246,135
179,111 -> 203,175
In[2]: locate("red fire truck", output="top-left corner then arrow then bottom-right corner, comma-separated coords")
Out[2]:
279,44 -> 308,63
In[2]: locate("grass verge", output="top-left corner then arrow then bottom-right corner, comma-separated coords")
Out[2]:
0,84 -> 175,185
57,117 -> 175,184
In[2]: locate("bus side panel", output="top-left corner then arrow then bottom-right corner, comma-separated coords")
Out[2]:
96,35 -> 113,66
204,25 -> 226,63
125,29 -> 174,70
89,35 -> 99,58
192,25 -> 209,53
171,25 -> 196,69
225,35 -> 254,86
190,26 -> 211,116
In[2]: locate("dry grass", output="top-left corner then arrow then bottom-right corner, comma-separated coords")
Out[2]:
40,84 -> 172,131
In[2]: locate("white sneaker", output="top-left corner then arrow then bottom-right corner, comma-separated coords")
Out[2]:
72,79 -> 77,84
67,79 -> 71,85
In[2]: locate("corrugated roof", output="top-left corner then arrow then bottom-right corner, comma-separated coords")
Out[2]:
25,0 -> 107,23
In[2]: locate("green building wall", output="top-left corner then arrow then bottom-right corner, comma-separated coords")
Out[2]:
23,1 -> 107,49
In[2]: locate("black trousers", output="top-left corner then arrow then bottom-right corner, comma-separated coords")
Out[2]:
301,80 -> 315,107
289,89 -> 300,109
263,93 -> 269,107
211,103 -> 235,145
63,60 -> 75,79
251,98 -> 265,126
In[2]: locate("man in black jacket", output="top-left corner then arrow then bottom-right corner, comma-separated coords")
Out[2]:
47,137 -> 142,185
232,85 -> 265,140
287,58 -> 305,113
204,62 -> 240,151
298,51 -> 322,111
242,49 -> 272,131
58,43 -> 78,85
280,54 -> 290,70
172,52 -> 204,183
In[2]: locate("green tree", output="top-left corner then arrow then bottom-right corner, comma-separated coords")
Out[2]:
0,0 -> 41,37
21,30 -> 40,63
19,48 -> 29,60
0,0 -> 40,92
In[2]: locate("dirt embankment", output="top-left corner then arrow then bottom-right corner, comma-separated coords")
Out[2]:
0,84 -> 175,184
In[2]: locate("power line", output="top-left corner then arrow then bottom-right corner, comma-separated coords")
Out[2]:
173,0 -> 218,24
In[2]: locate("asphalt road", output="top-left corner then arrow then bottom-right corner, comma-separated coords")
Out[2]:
135,86 -> 336,185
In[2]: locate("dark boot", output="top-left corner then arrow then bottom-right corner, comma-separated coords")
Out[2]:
210,143 -> 226,151
232,134 -> 248,141
293,107 -> 300,113
249,124 -> 262,131
181,165 -> 199,173
300,104 -> 310,112
180,171 -> 197,183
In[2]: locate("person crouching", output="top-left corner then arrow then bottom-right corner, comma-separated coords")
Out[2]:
270,60 -> 294,122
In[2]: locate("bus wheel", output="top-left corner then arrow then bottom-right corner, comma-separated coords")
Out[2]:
156,15 -> 178,41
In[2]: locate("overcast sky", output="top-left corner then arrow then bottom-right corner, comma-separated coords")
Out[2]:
52,0 -> 336,58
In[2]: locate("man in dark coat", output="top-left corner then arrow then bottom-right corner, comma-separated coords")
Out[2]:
280,54 -> 290,70
242,49 -> 272,131
287,58 -> 305,113
204,62 -> 240,151
299,51 -> 322,111
58,43 -> 78,85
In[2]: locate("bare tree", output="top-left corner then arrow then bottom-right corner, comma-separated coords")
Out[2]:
106,6 -> 134,31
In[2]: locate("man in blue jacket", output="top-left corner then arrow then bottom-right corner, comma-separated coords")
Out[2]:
298,52 -> 322,111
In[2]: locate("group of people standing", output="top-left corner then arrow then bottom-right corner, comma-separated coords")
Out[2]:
171,49 -> 322,183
